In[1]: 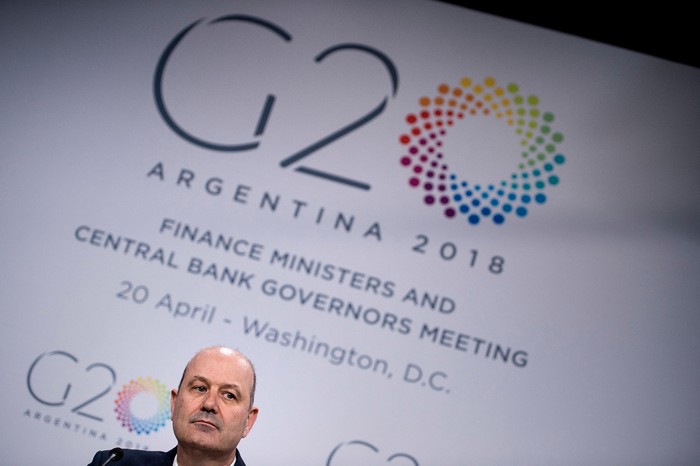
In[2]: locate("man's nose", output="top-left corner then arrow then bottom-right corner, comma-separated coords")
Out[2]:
200,390 -> 218,412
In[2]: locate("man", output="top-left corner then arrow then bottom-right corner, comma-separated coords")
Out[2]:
88,346 -> 259,466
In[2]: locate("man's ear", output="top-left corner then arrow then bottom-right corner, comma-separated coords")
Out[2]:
242,407 -> 259,437
170,388 -> 178,420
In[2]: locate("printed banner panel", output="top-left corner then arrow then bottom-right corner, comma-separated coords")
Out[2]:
2,1 -> 699,464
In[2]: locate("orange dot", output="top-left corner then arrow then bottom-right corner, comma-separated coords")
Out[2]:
438,84 -> 450,94
448,99 -> 456,107
465,94 -> 474,102
452,88 -> 463,97
475,101 -> 483,108
470,109 -> 477,115
419,97 -> 431,106
483,109 -> 490,115
502,99 -> 511,106
435,97 -> 444,105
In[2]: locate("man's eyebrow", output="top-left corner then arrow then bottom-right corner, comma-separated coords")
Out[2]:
188,376 -> 243,394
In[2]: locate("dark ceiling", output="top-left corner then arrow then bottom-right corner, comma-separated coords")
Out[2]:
441,2 -> 698,69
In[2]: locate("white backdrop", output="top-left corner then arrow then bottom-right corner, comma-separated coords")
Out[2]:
2,1 -> 700,465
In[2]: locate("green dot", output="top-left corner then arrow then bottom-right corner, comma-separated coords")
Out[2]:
529,145 -> 537,152
528,120 -> 537,129
516,128 -> 523,135
525,131 -> 533,139
522,152 -> 529,158
507,83 -> 519,94
528,159 -> 535,166
537,153 -> 545,161
527,95 -> 539,106
540,125 -> 551,134
546,144 -> 555,153
530,108 -> 540,118
552,132 -> 564,143
517,108 -> 526,116
514,95 -> 524,105
543,112 -> 555,123
536,136 -> 544,144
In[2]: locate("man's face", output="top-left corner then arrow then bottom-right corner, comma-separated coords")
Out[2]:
170,348 -> 258,458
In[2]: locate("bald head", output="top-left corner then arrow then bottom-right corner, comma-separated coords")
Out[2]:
178,346 -> 257,408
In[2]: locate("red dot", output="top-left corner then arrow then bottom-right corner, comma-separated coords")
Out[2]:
411,127 -> 421,136
399,134 -> 410,144
413,165 -> 423,174
420,155 -> 428,162
409,177 -> 420,187
420,111 -> 430,119
435,109 -> 442,116
406,114 -> 417,124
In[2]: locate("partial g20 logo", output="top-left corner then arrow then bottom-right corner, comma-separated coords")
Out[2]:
155,14 -> 566,225
327,440 -> 419,466
26,350 -> 170,435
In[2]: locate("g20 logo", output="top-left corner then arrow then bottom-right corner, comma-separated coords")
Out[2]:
155,14 -> 566,225
26,350 -> 169,434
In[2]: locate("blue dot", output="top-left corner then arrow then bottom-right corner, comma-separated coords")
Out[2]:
481,192 -> 488,199
523,183 -> 531,190
465,190 -> 473,197
493,214 -> 505,224
503,204 -> 512,213
516,206 -> 528,217
544,163 -> 553,172
488,184 -> 495,190
475,185 -> 481,191
490,199 -> 499,207
549,175 -> 560,185
481,207 -> 491,216
453,194 -> 462,201
533,169 -> 541,177
461,181 -> 468,187
522,194 -> 531,203
468,214 -> 480,224
497,189 -> 504,196
450,174 -> 457,180
450,184 -> 458,190
508,193 -> 516,201
472,199 -> 480,207
459,204 -> 469,213
511,183 -> 518,189
522,173 -> 529,179
554,154 -> 566,164
535,180 -> 545,189
535,193 -> 546,204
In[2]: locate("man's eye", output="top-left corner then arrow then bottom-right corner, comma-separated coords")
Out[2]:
193,386 -> 206,392
224,392 -> 236,400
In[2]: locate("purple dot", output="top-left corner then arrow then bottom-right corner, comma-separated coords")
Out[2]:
426,171 -> 434,178
400,156 -> 411,166
438,184 -> 446,191
409,146 -> 418,154
440,196 -> 449,204
424,182 -> 433,190
444,208 -> 456,218
419,138 -> 427,145
413,165 -> 423,174
424,195 -> 435,205
409,177 -> 420,187
420,155 -> 428,162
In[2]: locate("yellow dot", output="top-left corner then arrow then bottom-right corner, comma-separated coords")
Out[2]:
494,87 -> 505,96
484,77 -> 496,87
473,85 -> 483,94
502,98 -> 511,107
483,94 -> 492,102
460,77 -> 472,88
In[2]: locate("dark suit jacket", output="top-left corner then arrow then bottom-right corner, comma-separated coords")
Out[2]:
87,447 -> 247,466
